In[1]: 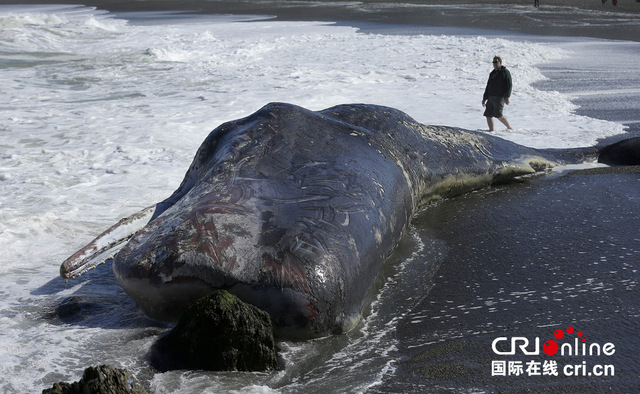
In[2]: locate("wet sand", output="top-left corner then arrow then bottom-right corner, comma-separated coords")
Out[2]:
381,166 -> 640,393
5,0 -> 640,42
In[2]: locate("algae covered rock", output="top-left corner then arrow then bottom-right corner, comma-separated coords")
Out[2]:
150,289 -> 279,371
42,364 -> 149,394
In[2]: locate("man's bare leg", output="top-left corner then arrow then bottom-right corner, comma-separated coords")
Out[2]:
486,117 -> 494,131
497,116 -> 513,130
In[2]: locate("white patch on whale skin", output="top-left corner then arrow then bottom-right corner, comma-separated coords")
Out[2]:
315,265 -> 327,284
374,228 -> 382,245
340,212 -> 350,226
396,158 -> 413,192
347,234 -> 360,262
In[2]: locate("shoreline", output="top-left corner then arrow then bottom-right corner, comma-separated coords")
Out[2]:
3,1 -> 638,142
3,0 -> 640,42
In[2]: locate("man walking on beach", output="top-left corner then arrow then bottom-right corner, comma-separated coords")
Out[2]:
482,56 -> 513,131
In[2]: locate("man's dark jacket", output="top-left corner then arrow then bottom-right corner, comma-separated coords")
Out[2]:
483,66 -> 512,100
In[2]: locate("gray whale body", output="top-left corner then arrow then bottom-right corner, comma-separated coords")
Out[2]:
61,103 -> 604,338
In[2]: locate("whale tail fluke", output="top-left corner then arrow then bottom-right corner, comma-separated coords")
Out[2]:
598,137 -> 640,166
60,205 -> 159,280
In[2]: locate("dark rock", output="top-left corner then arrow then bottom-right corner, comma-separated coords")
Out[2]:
150,289 -> 280,372
42,364 -> 150,394
598,137 -> 640,165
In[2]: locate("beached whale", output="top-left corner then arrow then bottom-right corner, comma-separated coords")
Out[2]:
60,103 -> 630,339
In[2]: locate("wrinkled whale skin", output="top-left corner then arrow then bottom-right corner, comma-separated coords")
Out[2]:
61,103 -> 594,339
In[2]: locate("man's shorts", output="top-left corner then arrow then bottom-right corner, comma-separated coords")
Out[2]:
484,96 -> 505,118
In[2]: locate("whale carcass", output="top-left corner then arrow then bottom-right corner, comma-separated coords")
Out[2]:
61,103 -> 603,338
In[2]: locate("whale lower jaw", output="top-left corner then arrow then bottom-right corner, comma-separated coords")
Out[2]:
119,276 -> 215,322
118,276 -> 352,339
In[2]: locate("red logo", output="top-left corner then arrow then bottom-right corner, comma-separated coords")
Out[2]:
543,326 -> 586,356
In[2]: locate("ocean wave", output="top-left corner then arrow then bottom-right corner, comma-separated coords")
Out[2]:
0,4 -> 126,53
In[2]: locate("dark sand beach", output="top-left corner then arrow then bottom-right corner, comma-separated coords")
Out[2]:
380,165 -> 640,393
6,0 -> 640,42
